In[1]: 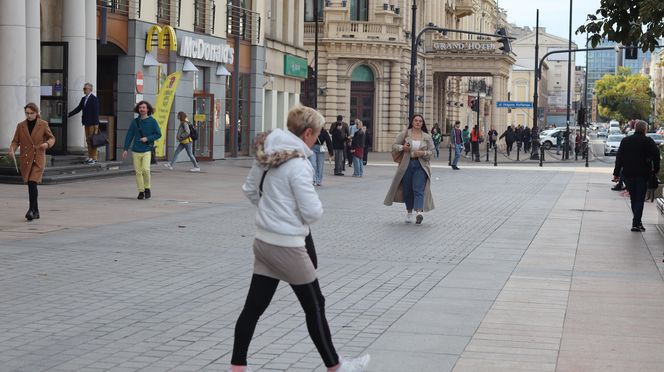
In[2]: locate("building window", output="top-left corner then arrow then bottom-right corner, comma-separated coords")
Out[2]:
193,67 -> 206,93
157,0 -> 171,24
304,0 -> 324,21
194,0 -> 208,33
350,0 -> 368,21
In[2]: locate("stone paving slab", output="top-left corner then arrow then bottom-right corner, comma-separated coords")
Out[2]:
1,159 -> 662,371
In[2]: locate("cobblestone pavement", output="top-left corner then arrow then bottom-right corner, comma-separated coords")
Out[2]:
1,159 -> 662,371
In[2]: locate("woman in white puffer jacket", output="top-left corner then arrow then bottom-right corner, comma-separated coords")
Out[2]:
229,105 -> 370,372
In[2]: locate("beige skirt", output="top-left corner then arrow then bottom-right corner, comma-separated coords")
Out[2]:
253,238 -> 317,285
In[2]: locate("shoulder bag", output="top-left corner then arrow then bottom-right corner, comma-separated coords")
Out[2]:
135,119 -> 157,164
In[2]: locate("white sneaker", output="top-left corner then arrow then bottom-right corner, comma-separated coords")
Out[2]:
163,163 -> 173,170
405,213 -> 413,224
190,167 -> 201,172
416,212 -> 424,225
337,355 -> 370,372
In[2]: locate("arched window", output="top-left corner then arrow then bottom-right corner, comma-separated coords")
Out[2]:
351,65 -> 374,82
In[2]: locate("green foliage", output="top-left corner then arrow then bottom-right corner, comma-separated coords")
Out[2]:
576,0 -> 664,52
0,155 -> 13,167
593,67 -> 652,122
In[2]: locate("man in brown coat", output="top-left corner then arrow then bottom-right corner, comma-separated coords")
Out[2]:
9,103 -> 56,221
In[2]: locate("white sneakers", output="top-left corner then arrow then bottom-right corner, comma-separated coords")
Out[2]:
163,163 -> 173,170
190,167 -> 201,172
405,213 -> 413,223
337,355 -> 371,372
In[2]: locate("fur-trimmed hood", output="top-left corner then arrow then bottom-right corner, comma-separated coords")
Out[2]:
254,128 -> 312,168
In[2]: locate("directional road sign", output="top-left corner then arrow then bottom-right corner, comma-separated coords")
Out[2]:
496,101 -> 533,108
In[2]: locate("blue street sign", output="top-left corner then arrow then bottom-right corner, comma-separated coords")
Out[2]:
496,101 -> 533,108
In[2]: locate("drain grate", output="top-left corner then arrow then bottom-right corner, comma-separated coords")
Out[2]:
569,209 -> 604,212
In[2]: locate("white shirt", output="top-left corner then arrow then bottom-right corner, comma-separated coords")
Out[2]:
411,140 -> 421,151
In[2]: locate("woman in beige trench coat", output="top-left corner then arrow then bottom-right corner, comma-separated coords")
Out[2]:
384,114 -> 435,224
8,102 -> 56,221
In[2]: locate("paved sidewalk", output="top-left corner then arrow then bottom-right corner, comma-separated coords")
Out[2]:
1,158 -> 662,371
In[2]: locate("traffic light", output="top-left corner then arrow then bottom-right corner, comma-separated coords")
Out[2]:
470,99 -> 479,112
496,28 -> 511,54
577,106 -> 586,126
625,43 -> 638,59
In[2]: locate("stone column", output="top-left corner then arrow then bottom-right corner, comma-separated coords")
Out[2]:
85,0 -> 97,93
25,0 -> 40,104
388,61 -> 401,132
0,0 -> 26,149
63,0 -> 87,153
324,56 -> 338,123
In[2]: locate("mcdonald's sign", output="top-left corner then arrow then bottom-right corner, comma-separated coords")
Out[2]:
146,25 -> 177,52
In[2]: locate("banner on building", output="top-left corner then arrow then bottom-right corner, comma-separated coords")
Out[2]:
153,71 -> 181,157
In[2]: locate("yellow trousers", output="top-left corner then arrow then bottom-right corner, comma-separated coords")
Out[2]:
132,151 -> 151,192
84,125 -> 99,160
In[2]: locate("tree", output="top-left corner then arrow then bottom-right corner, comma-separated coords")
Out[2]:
576,0 -> 663,51
594,67 -> 653,122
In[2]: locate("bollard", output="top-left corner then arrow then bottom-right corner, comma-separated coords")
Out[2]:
494,145 -> 497,166
516,147 -> 520,161
540,145 -> 544,167
486,142 -> 490,162
448,144 -> 452,166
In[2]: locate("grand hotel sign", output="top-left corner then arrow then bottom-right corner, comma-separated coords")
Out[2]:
428,41 -> 497,53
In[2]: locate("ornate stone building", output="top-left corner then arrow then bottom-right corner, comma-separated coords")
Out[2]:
302,0 -> 514,151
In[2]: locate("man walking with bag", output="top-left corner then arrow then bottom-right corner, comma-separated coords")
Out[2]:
68,83 -> 100,164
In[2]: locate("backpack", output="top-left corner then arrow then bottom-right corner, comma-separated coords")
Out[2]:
188,123 -> 198,141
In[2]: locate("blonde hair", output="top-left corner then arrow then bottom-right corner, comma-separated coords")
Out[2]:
287,104 -> 324,137
355,119 -> 363,128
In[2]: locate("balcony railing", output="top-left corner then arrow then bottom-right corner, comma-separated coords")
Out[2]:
226,2 -> 261,44
304,20 -> 403,42
97,0 -> 140,18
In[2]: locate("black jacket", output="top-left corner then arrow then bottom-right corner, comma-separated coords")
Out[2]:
330,123 -> 347,150
317,130 -> 334,155
613,132 -> 660,179
499,127 -> 516,143
68,94 -> 100,126
351,130 -> 366,150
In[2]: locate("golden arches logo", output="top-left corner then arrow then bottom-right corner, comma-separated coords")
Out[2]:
146,25 -> 177,52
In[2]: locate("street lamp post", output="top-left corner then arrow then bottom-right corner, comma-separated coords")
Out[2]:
564,0 -> 573,161
531,10 -> 540,160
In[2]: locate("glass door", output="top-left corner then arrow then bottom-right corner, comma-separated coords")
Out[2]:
40,42 -> 68,154
193,93 -> 214,160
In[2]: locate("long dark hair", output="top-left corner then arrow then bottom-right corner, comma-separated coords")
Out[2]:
408,114 -> 429,133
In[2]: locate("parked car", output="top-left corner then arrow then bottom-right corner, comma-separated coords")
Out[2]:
604,134 -> 625,156
540,127 -> 578,149
646,133 -> 664,146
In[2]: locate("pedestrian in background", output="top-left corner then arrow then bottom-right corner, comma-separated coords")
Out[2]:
612,120 -> 660,232
330,120 -> 347,176
163,112 -> 200,172
384,114 -> 435,224
515,125 -> 524,154
309,123 -> 333,186
470,124 -> 482,162
500,125 -> 515,156
351,119 -> 365,177
555,130 -> 562,155
462,125 -> 470,157
487,126 -> 498,150
363,128 -> 372,165
347,119 -> 357,168
431,125 -> 442,158
523,126 -> 532,153
8,102 -> 56,221
231,105 -> 370,372
67,83 -> 100,164
450,120 -> 463,170
122,101 -> 161,200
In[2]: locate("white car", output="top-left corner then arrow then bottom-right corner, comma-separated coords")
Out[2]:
608,127 -> 622,136
604,134 -> 625,156
646,133 -> 664,146
539,127 -> 578,149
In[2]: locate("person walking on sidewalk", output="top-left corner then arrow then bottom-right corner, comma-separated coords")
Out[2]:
487,126 -> 498,150
230,105 -> 370,372
67,83 -> 100,164
309,123 -> 333,186
450,121 -> 463,170
351,119 -> 366,177
8,102 -> 56,221
462,125 -> 470,157
431,125 -> 442,158
163,112 -> 200,172
612,120 -> 660,232
384,114 -> 435,224
470,124 -> 482,162
122,101 -> 161,200
523,126 -> 532,153
499,125 -> 515,156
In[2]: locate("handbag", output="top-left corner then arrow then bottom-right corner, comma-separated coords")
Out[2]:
317,138 -> 328,153
90,129 -> 109,148
392,150 -> 404,163
648,173 -> 660,189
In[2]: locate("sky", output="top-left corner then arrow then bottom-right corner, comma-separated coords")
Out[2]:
498,0 -> 603,66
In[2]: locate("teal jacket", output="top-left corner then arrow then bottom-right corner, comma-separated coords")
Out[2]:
124,116 -> 162,153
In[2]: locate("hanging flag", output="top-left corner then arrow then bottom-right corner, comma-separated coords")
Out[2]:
152,71 -> 181,157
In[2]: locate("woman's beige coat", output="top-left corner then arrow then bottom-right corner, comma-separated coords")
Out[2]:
384,129 -> 435,211
10,119 -> 56,183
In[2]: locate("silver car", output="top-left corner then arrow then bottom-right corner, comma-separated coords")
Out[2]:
604,134 -> 625,156
646,133 -> 664,146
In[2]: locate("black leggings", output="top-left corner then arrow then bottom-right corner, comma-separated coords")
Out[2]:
231,275 -> 339,367
28,181 -> 38,212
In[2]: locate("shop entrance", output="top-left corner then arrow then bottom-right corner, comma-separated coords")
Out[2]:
193,93 -> 214,160
40,42 -> 68,155
350,65 -> 375,149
